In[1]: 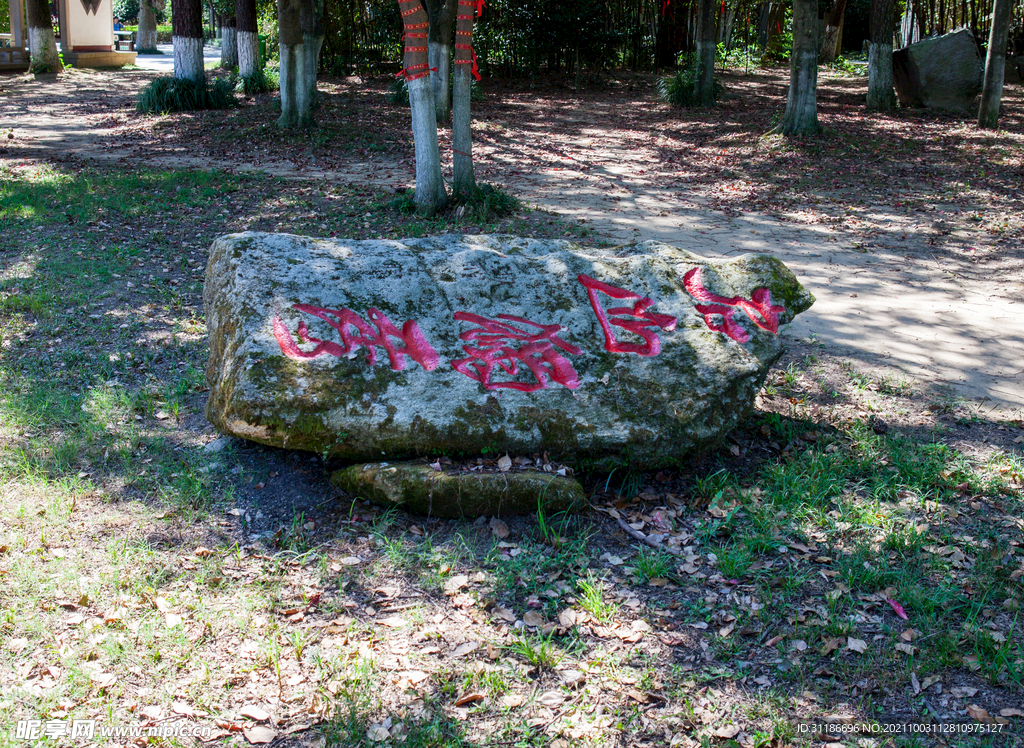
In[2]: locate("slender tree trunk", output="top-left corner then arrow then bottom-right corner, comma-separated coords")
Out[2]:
173,0 -> 206,80
719,0 -> 736,47
693,0 -> 717,106
978,0 -> 1012,128
301,0 -> 325,103
867,0 -> 897,110
278,0 -> 309,126
26,0 -> 61,73
426,0 -> 458,121
452,0 -> 476,197
399,0 -> 447,214
221,15 -> 238,68
777,0 -> 821,135
819,0 -> 848,63
236,0 -> 260,77
137,0 -> 160,54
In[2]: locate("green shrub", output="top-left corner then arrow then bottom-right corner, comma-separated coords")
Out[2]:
235,67 -> 278,94
455,183 -> 521,220
387,77 -> 409,106
136,76 -> 236,114
657,66 -> 723,107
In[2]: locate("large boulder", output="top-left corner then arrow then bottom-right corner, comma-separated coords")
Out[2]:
893,29 -> 983,112
204,233 -> 813,470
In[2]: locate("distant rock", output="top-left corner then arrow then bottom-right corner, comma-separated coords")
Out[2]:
893,29 -> 983,112
331,462 -> 585,517
204,233 -> 813,469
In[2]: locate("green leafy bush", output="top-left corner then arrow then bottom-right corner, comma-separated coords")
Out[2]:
136,76 -> 235,114
387,77 -> 409,106
456,183 -> 521,220
656,66 -> 722,107
235,67 -> 278,94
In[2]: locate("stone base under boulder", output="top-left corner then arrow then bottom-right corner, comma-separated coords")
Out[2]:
331,462 -> 586,518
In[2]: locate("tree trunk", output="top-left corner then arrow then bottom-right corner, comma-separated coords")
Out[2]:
866,0 -> 896,110
777,0 -> 821,135
977,0 -> 1012,128
819,0 -> 848,63
399,0 -> 447,215
236,0 -> 260,77
221,15 -> 238,68
278,0 -> 310,127
693,0 -> 717,106
452,0 -> 476,197
26,0 -> 61,73
758,2 -> 785,48
173,0 -> 206,80
137,0 -> 160,54
426,0 -> 457,121
719,0 -> 736,47
301,0 -> 325,102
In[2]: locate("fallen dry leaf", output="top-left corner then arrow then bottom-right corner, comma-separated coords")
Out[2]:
537,690 -> 564,708
239,705 -> 270,722
1000,708 -> 1024,717
243,726 -> 277,744
966,704 -> 994,724
846,637 -> 868,653
820,637 -> 842,655
523,611 -> 545,627
454,692 -> 485,707
497,455 -> 512,472
714,725 -> 742,739
452,641 -> 480,657
886,598 -> 909,620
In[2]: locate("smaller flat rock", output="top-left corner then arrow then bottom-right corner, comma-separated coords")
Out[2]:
331,462 -> 586,518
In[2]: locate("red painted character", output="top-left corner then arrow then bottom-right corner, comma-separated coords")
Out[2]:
273,304 -> 440,372
683,267 -> 784,343
577,274 -> 677,356
451,312 -> 582,392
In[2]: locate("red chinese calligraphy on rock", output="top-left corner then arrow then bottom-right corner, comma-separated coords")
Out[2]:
273,303 -> 440,372
451,312 -> 582,392
578,274 -> 677,356
683,267 -> 785,344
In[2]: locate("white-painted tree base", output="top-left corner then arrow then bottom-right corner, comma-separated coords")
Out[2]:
781,49 -> 820,134
173,36 -> 205,81
238,30 -> 260,78
408,75 -> 447,213
429,42 -> 451,120
867,43 -> 896,111
303,33 -> 323,99
28,27 -> 61,73
221,27 -> 238,69
452,67 -> 475,197
278,43 -> 309,127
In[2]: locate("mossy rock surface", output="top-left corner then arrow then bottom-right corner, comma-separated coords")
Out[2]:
331,462 -> 586,518
204,233 -> 814,469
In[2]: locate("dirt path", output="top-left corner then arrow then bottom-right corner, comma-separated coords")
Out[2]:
2,67 -> 1022,415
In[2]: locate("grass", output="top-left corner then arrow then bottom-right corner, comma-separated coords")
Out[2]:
2,160 -> 1023,746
